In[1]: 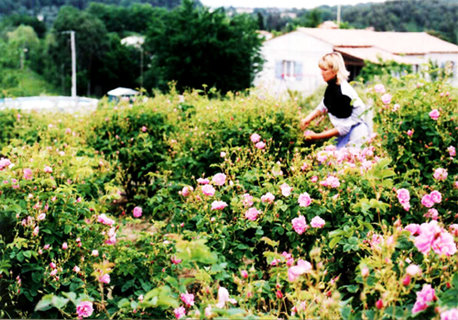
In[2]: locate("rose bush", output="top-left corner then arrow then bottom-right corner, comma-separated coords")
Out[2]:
0,71 -> 456,319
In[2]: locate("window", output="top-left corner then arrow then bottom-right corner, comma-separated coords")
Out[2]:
275,60 -> 303,80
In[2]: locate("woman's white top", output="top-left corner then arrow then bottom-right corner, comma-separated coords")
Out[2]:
315,80 -> 366,136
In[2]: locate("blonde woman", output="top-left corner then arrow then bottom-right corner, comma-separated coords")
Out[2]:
300,52 -> 370,149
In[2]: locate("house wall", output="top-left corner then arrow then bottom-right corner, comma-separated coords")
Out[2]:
254,32 -> 333,98
425,53 -> 458,86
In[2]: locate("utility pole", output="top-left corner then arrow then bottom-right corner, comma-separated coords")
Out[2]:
70,30 -> 77,98
63,30 -> 77,98
337,5 -> 341,26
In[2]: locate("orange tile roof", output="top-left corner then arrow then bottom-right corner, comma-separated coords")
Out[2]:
335,47 -> 416,64
298,27 -> 458,55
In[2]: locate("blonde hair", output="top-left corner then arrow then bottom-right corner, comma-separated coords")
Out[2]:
318,52 -> 350,84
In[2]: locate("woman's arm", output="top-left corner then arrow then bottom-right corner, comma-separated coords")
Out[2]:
304,128 -> 339,140
300,108 -> 324,130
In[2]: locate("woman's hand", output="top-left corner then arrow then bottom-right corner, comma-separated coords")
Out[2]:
300,117 -> 311,131
304,130 -> 317,140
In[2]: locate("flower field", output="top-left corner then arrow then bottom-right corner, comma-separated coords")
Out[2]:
0,74 -> 457,319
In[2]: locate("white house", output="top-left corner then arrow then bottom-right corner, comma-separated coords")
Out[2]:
254,27 -> 458,97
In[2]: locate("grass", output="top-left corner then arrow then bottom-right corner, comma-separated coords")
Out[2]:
1,68 -> 61,97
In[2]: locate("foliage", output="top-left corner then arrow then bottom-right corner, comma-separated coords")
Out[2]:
358,59 -> 413,83
0,73 -> 457,319
144,0 -> 264,94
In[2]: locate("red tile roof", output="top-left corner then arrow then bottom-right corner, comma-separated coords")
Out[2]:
298,27 -> 458,55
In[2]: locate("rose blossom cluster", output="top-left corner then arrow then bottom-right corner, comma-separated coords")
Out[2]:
0,158 -> 12,171
421,190 -> 442,208
412,284 -> 436,314
433,168 -> 448,181
287,259 -> 312,282
320,175 -> 340,188
250,133 -> 265,150
407,220 -> 457,256
396,188 -> 411,211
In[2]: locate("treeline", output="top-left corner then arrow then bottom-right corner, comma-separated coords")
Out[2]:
0,0 -> 263,97
250,0 -> 457,44
0,0 -> 181,15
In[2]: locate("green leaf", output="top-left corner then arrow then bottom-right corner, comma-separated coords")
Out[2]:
34,294 -> 54,311
329,236 -> 341,249
52,296 -> 69,309
117,298 -> 130,308
62,292 -> 77,306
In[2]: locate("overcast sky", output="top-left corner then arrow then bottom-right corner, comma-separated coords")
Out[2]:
200,0 -> 387,9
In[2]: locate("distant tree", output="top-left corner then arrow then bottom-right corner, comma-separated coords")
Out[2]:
256,12 -> 265,30
6,25 -> 40,69
290,8 -> 323,29
144,0 -> 264,94
46,6 -> 109,96
92,32 -> 141,95
1,14 -> 47,38
87,2 -> 166,35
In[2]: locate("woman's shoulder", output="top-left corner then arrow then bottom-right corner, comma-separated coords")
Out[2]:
340,80 -> 359,98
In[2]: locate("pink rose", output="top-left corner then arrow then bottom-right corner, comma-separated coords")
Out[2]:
76,301 -> 93,319
240,270 -> 248,279
201,184 -> 215,196
310,216 -> 325,228
447,146 -> 456,157
261,192 -> 275,204
0,158 -> 12,171
430,191 -> 442,204
216,287 -> 237,308
361,266 -> 369,277
449,224 -> 458,237
171,256 -> 182,264
412,284 -> 436,314
406,264 -> 421,276
23,168 -> 33,180
396,188 -> 410,204
197,178 -> 210,185
97,214 -> 115,226
245,207 -> 259,221
255,141 -> 266,150
381,93 -> 392,104
212,173 -> 226,186
404,223 -> 420,236
291,215 -> 308,235
98,274 -> 110,284
280,183 -> 292,197
242,193 -> 254,207
433,168 -> 448,181
287,259 -> 312,282
425,208 -> 439,220
180,186 -> 193,197
421,194 -> 434,208
407,129 -> 413,136
298,192 -> 311,207
211,200 -> 228,211
141,126 -> 147,132
180,292 -> 195,307
429,109 -> 440,120
374,84 -> 386,93
133,206 -> 142,218
441,308 -> 458,320
250,133 -> 261,143
320,175 -> 340,188
44,166 -> 53,173
174,306 -> 186,319
414,220 -> 456,256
